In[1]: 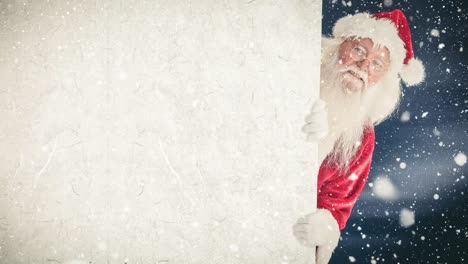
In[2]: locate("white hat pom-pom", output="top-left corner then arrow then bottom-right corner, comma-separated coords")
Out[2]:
400,58 -> 426,86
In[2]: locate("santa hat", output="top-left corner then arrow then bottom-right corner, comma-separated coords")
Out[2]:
332,9 -> 425,86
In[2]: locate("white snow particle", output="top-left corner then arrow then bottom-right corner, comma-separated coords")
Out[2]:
400,111 -> 410,122
454,152 -> 467,166
348,256 -> 356,262
400,162 -> 407,169
349,173 -> 358,181
400,208 -> 415,227
421,112 -> 428,118
433,127 -> 441,136
430,29 -> 440,37
372,176 -> 399,201
421,236 -> 425,240
433,194 -> 440,200
383,0 -> 393,7
438,43 -> 445,50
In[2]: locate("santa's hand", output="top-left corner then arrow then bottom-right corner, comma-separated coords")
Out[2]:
292,209 -> 340,264
302,99 -> 328,142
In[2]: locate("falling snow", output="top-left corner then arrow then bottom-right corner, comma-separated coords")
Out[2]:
399,162 -> 407,169
349,173 -> 359,180
399,208 -> 415,228
454,152 -> 467,166
400,111 -> 411,122
372,176 -> 399,201
430,29 -> 440,37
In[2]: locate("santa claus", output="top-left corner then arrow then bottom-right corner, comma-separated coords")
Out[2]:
292,9 -> 425,264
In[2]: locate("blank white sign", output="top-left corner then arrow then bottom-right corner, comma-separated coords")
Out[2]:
0,0 -> 322,263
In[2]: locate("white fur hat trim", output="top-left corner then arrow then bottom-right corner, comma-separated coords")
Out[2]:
400,57 -> 425,86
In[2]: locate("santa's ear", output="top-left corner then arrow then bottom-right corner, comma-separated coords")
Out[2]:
400,58 -> 425,86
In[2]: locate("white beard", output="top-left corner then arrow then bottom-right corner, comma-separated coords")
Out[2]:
318,38 -> 402,173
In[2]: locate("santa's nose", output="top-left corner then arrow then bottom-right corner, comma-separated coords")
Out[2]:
357,59 -> 370,72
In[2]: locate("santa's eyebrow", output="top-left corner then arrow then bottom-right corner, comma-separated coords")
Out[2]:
378,52 -> 389,60
376,51 -> 391,63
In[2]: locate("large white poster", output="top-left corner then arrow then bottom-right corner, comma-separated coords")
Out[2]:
0,0 -> 322,263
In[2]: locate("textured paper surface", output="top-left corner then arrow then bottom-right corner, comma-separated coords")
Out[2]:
0,0 -> 322,263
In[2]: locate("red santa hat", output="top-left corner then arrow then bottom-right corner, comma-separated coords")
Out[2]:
332,9 -> 425,86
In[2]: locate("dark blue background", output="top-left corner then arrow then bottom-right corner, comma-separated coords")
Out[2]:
322,1 -> 468,263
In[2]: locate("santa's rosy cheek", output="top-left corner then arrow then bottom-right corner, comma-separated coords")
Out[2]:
369,71 -> 385,85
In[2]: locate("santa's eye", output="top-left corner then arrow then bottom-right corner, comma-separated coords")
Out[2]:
372,59 -> 384,70
352,46 -> 367,57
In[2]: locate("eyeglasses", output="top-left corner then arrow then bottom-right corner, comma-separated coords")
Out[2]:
350,45 -> 387,73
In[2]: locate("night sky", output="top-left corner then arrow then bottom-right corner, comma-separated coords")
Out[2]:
322,0 -> 468,263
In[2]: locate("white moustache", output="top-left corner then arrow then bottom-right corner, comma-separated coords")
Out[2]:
338,66 -> 369,89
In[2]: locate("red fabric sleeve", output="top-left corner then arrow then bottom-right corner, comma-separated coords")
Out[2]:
316,128 -> 375,230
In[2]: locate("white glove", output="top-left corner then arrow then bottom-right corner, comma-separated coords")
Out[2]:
292,209 -> 341,264
302,99 -> 328,142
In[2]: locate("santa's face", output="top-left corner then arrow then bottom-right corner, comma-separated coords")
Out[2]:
337,38 -> 391,93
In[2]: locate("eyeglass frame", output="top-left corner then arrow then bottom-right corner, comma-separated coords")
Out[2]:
348,44 -> 389,73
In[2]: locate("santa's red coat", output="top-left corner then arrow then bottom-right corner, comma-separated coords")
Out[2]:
317,127 -> 375,230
